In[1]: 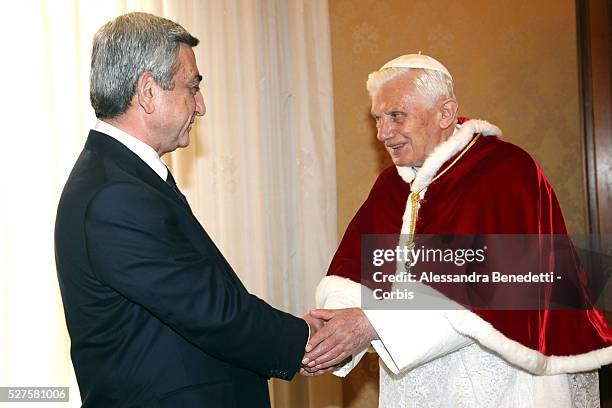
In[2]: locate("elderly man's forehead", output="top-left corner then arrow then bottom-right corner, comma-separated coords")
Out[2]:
381,72 -> 418,93
372,77 -> 419,106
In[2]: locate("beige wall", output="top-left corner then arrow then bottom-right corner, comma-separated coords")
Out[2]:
331,0 -> 586,237
329,0 -> 586,406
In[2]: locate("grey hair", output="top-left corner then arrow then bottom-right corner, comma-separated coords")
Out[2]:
366,67 -> 455,107
90,12 -> 199,118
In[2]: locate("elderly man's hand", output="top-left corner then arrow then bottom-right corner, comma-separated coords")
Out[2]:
303,313 -> 325,336
301,308 -> 377,372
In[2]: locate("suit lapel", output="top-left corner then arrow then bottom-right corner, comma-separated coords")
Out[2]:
85,130 -> 188,209
85,130 -> 248,291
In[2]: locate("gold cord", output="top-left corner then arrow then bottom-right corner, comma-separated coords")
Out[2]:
406,133 -> 481,243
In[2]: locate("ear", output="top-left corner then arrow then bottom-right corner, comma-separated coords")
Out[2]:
439,98 -> 458,129
136,71 -> 157,114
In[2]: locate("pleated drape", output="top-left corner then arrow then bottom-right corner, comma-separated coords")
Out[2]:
0,1 -> 340,406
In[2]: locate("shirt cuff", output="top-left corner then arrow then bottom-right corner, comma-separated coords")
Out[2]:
364,308 -> 472,375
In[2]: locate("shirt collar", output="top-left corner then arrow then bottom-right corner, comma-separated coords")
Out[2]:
93,119 -> 168,181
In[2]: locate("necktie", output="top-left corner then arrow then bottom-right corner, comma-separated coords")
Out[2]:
165,170 -> 188,205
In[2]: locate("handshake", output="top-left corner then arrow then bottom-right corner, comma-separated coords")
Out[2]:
300,308 -> 378,376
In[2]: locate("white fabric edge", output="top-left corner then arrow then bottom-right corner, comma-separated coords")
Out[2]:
364,308 -> 473,375
401,119 -> 501,190
380,54 -> 453,80
533,375 -> 573,407
315,275 -> 362,309
315,276 -> 473,377
315,276 -> 367,377
446,309 -> 612,375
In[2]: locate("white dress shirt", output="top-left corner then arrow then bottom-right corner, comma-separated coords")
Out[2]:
93,119 -> 168,181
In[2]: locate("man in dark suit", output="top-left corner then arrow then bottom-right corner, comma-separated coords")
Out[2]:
55,12 -> 318,407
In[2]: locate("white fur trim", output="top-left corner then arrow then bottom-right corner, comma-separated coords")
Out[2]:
396,119 -> 501,235
315,275 -> 363,308
397,119 -> 502,190
396,166 -> 417,184
315,275 -> 369,377
445,309 -> 612,375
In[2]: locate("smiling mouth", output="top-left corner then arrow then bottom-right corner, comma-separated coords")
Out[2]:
387,142 -> 406,151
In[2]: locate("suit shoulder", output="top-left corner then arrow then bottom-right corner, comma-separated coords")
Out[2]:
86,182 -> 166,220
58,148 -> 120,210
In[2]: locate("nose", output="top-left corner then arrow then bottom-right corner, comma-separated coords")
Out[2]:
376,117 -> 391,142
195,91 -> 206,117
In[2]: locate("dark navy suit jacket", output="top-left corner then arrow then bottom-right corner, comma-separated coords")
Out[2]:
55,130 -> 308,407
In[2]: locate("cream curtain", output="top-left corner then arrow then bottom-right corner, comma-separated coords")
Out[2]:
0,1 -> 341,407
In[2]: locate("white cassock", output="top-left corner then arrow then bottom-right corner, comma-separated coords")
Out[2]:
316,275 -> 600,408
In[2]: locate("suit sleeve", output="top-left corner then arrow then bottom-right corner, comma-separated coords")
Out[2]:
84,182 -> 308,380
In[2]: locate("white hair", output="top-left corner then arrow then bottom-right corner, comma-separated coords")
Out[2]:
366,67 -> 455,106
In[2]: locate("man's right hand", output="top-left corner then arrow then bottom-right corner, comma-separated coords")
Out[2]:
302,308 -> 377,373
300,313 -> 324,375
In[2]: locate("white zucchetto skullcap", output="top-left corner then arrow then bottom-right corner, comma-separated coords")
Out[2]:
380,53 -> 452,80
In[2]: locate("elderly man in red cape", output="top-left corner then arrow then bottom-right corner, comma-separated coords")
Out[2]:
302,54 -> 612,406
